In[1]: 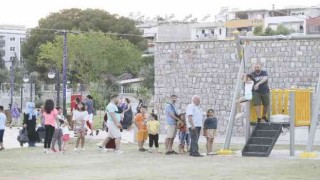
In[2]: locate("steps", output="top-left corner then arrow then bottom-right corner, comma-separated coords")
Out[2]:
242,123 -> 283,157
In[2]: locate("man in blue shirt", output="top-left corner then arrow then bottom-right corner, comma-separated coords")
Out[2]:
165,95 -> 180,155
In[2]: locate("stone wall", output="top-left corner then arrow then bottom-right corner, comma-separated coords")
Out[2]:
154,39 -> 320,136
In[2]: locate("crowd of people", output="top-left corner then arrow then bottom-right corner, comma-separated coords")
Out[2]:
0,63 -> 270,158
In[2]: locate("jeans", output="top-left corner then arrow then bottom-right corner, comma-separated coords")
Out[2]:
149,134 -> 159,148
179,131 -> 190,146
189,127 -> 201,155
44,125 -> 55,149
51,129 -> 63,150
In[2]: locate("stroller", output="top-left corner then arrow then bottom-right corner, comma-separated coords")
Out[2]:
17,128 -> 29,147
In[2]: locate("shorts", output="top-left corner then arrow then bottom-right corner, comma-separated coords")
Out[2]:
0,129 -> 4,143
244,93 -> 252,101
137,130 -> 148,142
62,134 -> 70,142
107,123 -> 122,139
205,129 -> 217,138
166,125 -> 177,138
86,114 -> 94,123
252,92 -> 270,106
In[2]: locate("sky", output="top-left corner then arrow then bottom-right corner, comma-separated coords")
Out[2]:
0,0 -> 319,28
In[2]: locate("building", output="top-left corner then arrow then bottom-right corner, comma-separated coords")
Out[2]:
0,25 -> 26,68
136,22 -> 157,53
306,17 -> 320,34
157,22 -> 227,42
264,16 -> 306,34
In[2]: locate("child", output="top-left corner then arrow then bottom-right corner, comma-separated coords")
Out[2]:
236,74 -> 254,119
147,113 -> 160,153
0,106 -> 7,151
51,107 -> 64,152
177,113 -> 189,154
61,121 -> 71,153
72,102 -> 88,151
203,109 -> 218,155
134,105 -> 148,152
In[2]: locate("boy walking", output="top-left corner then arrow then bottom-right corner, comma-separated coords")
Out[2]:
0,106 -> 7,151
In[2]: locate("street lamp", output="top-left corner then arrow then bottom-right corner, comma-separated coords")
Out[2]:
22,74 -> 33,102
48,69 -> 60,106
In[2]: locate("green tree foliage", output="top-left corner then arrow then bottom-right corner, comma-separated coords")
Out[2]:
254,25 -> 292,36
253,26 -> 264,36
0,53 -> 8,85
38,32 -> 142,84
139,55 -> 154,94
22,8 -> 147,77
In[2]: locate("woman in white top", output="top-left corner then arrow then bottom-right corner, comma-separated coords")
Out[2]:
72,102 -> 88,151
236,74 -> 254,119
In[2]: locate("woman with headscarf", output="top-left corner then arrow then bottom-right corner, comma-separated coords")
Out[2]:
23,102 -> 37,147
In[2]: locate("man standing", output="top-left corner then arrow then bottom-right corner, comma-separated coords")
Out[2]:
186,95 -> 203,157
134,105 -> 149,151
250,63 -> 270,123
101,94 -> 123,153
165,95 -> 180,155
85,95 -> 99,136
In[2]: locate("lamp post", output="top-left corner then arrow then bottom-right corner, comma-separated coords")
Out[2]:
22,74 -> 33,102
48,69 -> 60,106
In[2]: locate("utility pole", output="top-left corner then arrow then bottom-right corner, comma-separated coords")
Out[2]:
62,30 -> 68,116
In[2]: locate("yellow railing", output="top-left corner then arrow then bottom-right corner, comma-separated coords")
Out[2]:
250,89 -> 312,126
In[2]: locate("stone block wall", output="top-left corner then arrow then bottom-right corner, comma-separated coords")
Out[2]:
154,39 -> 320,136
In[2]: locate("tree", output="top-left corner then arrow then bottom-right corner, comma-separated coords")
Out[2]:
139,55 -> 155,94
253,26 -> 264,36
37,32 -> 142,84
276,24 -> 290,35
264,27 -> 274,36
22,8 -> 147,78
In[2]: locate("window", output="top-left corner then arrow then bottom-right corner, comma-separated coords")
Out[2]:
219,29 -> 222,35
202,30 -> 205,34
20,38 -> 25,43
10,47 -> 15,51
10,37 -> 15,41
10,56 -> 15,61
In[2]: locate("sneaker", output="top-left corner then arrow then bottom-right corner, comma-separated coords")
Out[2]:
0,147 -> 5,151
74,148 -> 79,151
139,148 -> 144,152
96,130 -> 99,136
148,148 -> 153,153
51,148 -> 57,153
81,148 -> 86,151
257,118 -> 261,123
115,150 -> 124,154
89,133 -> 93,136
170,151 -> 178,154
262,116 -> 270,123
43,149 -> 48,153
165,151 -> 172,155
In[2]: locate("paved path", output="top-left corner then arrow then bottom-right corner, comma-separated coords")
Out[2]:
3,126 -> 320,151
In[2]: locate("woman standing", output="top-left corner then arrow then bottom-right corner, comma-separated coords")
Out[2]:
23,102 -> 37,147
42,99 -> 59,153
72,102 -> 88,151
121,98 -> 133,130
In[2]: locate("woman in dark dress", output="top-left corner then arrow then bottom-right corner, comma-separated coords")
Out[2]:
23,102 -> 37,147
121,98 -> 133,129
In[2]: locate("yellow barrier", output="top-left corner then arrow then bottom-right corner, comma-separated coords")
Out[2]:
250,89 -> 312,126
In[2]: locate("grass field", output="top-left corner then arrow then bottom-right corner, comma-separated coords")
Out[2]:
1,140 -> 320,180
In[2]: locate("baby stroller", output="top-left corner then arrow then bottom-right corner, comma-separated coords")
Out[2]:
17,128 -> 29,147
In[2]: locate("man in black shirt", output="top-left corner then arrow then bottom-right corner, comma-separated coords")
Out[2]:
250,63 -> 270,123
